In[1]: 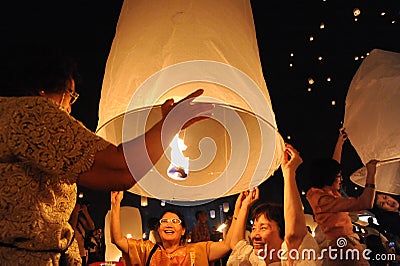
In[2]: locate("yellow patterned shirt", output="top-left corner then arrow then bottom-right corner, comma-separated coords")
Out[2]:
0,96 -> 110,265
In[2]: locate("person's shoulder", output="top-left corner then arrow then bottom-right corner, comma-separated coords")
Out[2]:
306,187 -> 325,198
2,96 -> 59,111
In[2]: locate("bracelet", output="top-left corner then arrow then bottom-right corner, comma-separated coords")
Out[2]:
365,183 -> 376,189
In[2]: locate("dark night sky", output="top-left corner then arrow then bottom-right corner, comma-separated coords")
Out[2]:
1,0 -> 399,231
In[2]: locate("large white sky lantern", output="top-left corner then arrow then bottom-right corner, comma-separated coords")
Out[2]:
96,0 -> 284,203
344,49 -> 400,195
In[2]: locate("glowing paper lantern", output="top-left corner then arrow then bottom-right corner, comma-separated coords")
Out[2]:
104,206 -> 142,261
344,49 -> 400,194
96,0 -> 284,202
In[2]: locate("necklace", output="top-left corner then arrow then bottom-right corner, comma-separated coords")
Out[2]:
164,246 -> 187,260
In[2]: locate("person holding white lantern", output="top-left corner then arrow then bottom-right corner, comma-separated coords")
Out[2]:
227,144 -> 320,265
0,45 -> 213,265
110,191 -> 236,265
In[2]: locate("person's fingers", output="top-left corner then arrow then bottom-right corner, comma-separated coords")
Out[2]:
176,89 -> 204,104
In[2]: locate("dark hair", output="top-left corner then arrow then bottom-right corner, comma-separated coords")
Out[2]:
251,203 -> 285,240
1,44 -> 79,97
195,210 -> 206,221
309,158 -> 341,188
159,209 -> 187,242
147,217 -> 159,231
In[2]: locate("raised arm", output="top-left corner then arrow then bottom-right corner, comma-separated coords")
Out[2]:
332,128 -> 347,163
229,189 -> 259,250
208,189 -> 259,261
317,159 -> 379,211
281,144 -> 307,251
78,89 -> 213,191
110,191 -> 129,254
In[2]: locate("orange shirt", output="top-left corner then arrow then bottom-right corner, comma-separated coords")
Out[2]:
306,186 -> 363,240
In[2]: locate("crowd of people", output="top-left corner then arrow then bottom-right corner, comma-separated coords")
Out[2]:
1,45 -> 400,266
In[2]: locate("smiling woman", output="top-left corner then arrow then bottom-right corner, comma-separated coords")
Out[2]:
110,191 -> 234,265
372,192 -> 400,240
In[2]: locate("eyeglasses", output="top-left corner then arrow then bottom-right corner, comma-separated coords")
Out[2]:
66,89 -> 79,105
160,218 -> 182,225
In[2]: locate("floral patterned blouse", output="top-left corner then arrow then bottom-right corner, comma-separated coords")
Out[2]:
0,96 -> 110,265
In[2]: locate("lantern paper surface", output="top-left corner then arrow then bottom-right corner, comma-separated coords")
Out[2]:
104,206 -> 142,261
344,49 -> 400,194
96,0 -> 284,202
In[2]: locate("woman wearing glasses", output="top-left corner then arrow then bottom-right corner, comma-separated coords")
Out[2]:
0,45 -> 213,265
110,191 -> 234,265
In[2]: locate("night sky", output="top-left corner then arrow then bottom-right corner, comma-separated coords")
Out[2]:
1,0 -> 399,231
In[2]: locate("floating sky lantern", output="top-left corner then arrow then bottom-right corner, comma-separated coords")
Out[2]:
96,0 -> 284,203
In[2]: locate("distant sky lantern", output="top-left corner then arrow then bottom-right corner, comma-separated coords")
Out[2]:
331,100 -> 336,106
96,0 -> 284,203
381,12 -> 386,16
290,53 -> 294,57
353,8 -> 361,17
318,56 -> 323,61
309,36 -> 314,41
320,23 -> 325,29
140,196 -> 148,207
308,78 -> 315,85
289,63 -> 293,67
345,49 -> 400,195
210,210 -> 216,219
327,77 -> 331,82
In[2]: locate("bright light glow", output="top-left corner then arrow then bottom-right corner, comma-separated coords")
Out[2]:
309,36 -> 314,41
354,18 -> 358,22
223,202 -> 230,213
308,78 -> 314,85
307,88 -> 312,92
290,53 -> 294,57
353,8 -> 361,17
126,234 -> 133,239
141,196 -> 148,206
320,23 -> 325,29
289,63 -> 293,67
160,200 -> 166,206
318,56 -> 323,61
142,232 -> 147,239
301,191 -> 306,195
327,77 -> 331,82
216,223 -> 227,232
355,56 -> 359,61
331,100 -> 336,106
78,192 -> 84,198
167,134 -> 189,180
287,136 -> 291,140
381,12 -> 386,16
210,210 -> 216,219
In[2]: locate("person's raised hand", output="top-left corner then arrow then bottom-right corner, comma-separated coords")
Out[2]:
281,143 -> 303,175
161,89 -> 214,131
111,191 -> 124,206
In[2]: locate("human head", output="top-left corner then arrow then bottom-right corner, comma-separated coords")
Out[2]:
195,210 -> 208,223
159,209 -> 187,245
250,203 -> 285,253
374,192 -> 399,212
3,44 -> 80,113
309,158 -> 341,189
